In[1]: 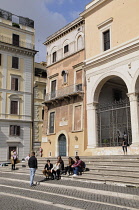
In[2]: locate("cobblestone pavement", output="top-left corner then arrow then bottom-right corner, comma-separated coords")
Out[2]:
0,171 -> 139,210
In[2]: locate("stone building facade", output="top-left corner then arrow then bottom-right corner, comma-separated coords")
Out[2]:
33,62 -> 47,153
42,17 -> 86,157
0,9 -> 36,161
81,0 -> 139,155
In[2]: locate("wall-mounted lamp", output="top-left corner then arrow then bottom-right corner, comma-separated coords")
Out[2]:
48,139 -> 51,144
75,136 -> 78,141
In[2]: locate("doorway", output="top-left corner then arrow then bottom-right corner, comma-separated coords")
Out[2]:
58,134 -> 66,156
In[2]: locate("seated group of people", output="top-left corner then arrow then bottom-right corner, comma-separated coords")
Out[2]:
42,156 -> 85,180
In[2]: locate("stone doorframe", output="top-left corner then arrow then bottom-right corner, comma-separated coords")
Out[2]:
55,130 -> 69,157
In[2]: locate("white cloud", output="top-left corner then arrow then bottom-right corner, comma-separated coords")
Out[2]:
0,0 -> 67,62
70,10 -> 81,20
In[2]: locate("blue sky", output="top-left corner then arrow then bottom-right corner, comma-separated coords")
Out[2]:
0,0 -> 92,62
45,0 -> 91,22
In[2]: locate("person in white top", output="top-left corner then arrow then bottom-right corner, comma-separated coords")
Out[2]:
51,162 -> 60,180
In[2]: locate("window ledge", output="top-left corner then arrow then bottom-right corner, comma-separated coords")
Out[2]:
71,130 -> 83,133
46,133 -> 56,136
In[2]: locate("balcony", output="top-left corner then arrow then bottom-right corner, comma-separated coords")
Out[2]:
0,34 -> 35,50
45,84 -> 83,103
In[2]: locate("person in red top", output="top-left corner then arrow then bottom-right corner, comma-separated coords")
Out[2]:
71,156 -> 82,177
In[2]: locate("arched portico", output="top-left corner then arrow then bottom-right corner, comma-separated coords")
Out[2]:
87,72 -> 139,152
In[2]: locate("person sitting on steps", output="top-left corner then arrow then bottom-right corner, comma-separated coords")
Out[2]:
42,160 -> 53,179
51,161 -> 60,180
71,156 -> 84,177
64,157 -> 75,176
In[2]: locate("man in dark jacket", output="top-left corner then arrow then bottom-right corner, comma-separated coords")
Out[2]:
28,152 -> 37,186
42,159 -> 53,178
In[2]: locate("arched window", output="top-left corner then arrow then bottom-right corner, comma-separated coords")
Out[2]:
77,35 -> 83,51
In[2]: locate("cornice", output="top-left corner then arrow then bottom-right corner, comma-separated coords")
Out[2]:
44,17 -> 84,45
0,22 -> 34,35
80,0 -> 113,17
0,41 -> 37,56
85,37 -> 139,71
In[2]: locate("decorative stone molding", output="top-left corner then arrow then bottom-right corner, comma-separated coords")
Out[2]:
97,17 -> 113,29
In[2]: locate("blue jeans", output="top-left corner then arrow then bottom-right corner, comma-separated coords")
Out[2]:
30,168 -> 36,186
73,167 -> 79,175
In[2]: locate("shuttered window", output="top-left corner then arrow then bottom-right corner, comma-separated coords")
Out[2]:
11,101 -> 18,114
52,52 -> 56,63
103,30 -> 110,51
10,125 -> 20,136
74,105 -> 82,131
12,57 -> 19,69
12,34 -> 19,47
49,112 -> 55,133
51,80 -> 56,98
11,77 -> 18,91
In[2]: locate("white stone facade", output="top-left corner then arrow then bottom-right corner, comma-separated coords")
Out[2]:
86,37 -> 139,155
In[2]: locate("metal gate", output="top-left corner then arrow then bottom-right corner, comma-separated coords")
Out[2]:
97,98 -> 132,147
58,134 -> 66,156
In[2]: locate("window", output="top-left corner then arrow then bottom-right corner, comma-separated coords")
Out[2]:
11,77 -> 18,91
77,36 -> 83,51
12,34 -> 19,47
0,54 -> 1,66
11,100 -> 18,114
12,57 -> 19,69
74,105 -> 82,131
43,89 -> 46,99
51,80 -> 56,98
52,51 -> 56,63
64,45 -> 69,53
42,109 -> 44,120
103,30 -> 110,51
61,70 -> 68,84
76,70 -> 82,91
49,112 -> 55,133
10,125 -> 20,136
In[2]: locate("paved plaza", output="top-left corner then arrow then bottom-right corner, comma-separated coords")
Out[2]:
0,169 -> 139,210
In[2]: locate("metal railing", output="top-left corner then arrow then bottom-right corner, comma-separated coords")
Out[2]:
0,8 -> 34,28
45,84 -> 83,101
0,34 -> 35,50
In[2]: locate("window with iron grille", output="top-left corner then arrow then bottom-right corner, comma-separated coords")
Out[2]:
10,125 -> 20,136
49,112 -> 55,133
64,45 -> 69,53
12,34 -> 19,47
12,56 -> 19,69
11,100 -> 18,114
103,30 -> 110,51
52,52 -> 56,63
11,77 -> 18,91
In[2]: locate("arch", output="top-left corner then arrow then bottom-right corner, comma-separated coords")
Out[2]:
91,71 -> 130,103
55,130 -> 68,157
75,32 -> 84,51
132,67 -> 139,93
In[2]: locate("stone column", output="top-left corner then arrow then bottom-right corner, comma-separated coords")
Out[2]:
87,102 -> 98,148
128,93 -> 139,146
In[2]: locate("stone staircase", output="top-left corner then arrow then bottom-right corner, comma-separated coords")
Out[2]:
3,155 -> 139,187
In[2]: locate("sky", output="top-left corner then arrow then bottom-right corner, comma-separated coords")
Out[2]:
0,0 -> 91,62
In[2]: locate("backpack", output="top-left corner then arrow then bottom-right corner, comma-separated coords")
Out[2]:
80,161 -> 86,169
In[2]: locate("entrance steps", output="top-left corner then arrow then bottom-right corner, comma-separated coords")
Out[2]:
3,155 -> 139,187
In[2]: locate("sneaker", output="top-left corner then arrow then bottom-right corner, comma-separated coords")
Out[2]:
72,174 -> 78,177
